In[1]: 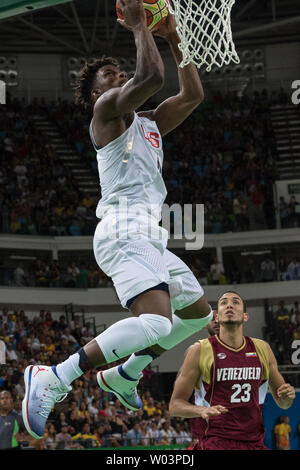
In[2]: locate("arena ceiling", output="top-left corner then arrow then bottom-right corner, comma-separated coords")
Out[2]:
0,0 -> 300,56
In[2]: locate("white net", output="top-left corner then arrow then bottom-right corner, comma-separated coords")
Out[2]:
167,0 -> 240,71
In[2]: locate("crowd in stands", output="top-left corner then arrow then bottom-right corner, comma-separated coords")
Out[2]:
1,87 -> 299,238
1,86 -> 299,450
189,254 -> 300,286
0,95 -> 98,237
264,299 -> 300,366
279,196 -> 300,229
2,250 -> 300,289
1,298 -> 299,450
164,88 -> 281,233
7,258 -> 111,289
0,307 -> 192,450
46,87 -> 282,233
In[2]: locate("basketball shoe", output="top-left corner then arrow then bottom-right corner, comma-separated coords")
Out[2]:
97,365 -> 143,411
22,365 -> 71,439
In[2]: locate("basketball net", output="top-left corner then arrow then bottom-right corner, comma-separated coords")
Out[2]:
167,0 -> 240,71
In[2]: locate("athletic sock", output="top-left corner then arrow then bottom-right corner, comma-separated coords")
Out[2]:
54,352 -> 82,386
122,348 -> 159,380
54,314 -> 172,386
54,348 -> 93,386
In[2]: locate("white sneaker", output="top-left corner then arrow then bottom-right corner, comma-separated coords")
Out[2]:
97,365 -> 143,411
22,365 -> 71,439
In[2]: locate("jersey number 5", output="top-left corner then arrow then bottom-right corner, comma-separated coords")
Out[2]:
230,383 -> 251,403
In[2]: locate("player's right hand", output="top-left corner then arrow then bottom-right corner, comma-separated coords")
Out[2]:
197,405 -> 228,420
118,0 -> 147,29
153,10 -> 177,39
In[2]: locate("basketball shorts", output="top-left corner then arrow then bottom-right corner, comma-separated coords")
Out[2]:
93,212 -> 204,310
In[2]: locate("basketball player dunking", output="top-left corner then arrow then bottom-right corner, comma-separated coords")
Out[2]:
169,291 -> 295,451
22,0 -> 224,439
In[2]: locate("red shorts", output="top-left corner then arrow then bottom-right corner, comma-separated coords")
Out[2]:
199,436 -> 268,451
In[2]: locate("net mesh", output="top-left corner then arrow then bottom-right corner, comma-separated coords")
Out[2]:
167,0 -> 240,71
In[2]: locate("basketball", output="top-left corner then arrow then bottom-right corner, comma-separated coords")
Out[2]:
116,0 -> 169,32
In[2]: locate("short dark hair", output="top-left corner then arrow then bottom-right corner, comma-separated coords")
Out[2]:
0,390 -> 12,397
218,291 -> 247,313
74,56 -> 120,110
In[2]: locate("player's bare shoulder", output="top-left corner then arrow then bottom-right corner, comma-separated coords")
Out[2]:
183,340 -> 202,359
93,87 -> 121,121
184,341 -> 202,364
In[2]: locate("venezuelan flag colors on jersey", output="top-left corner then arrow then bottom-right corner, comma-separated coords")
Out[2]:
195,335 -> 270,443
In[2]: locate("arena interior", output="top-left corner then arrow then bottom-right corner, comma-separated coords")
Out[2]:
0,0 -> 300,451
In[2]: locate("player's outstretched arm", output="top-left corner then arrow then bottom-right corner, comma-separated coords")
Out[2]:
140,13 -> 204,136
169,343 -> 228,419
95,0 -> 164,121
267,342 -> 295,409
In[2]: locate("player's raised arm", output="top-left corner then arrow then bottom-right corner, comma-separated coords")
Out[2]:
94,0 -> 164,121
267,342 -> 295,409
140,12 -> 204,136
169,343 -> 228,419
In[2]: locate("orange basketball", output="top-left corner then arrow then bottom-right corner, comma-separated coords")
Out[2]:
116,0 -> 169,32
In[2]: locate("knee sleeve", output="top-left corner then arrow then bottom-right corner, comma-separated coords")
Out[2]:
157,309 -> 213,351
139,313 -> 172,343
95,313 -> 172,364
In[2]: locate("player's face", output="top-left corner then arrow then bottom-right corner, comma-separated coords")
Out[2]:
0,392 -> 13,412
216,293 -> 247,326
206,310 -> 220,335
97,65 -> 128,94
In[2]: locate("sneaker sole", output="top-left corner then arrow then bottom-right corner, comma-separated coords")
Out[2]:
97,371 -> 141,411
22,365 -> 43,440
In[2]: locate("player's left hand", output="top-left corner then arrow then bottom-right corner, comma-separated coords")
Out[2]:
153,11 -> 177,39
197,405 -> 228,420
117,18 -> 134,32
277,383 -> 295,401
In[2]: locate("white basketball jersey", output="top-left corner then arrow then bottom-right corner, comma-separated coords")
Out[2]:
90,112 -> 167,221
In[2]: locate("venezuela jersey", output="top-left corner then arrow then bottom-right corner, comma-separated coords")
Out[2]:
195,335 -> 270,442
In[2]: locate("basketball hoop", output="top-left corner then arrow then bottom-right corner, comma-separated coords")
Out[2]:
167,0 -> 240,71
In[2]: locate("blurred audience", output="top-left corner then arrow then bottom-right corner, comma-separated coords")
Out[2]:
264,299 -> 300,365
3,89 -> 298,240
0,305 -> 193,450
2,251 -> 300,289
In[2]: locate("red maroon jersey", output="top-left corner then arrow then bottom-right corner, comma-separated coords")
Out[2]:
194,335 -> 270,443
